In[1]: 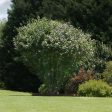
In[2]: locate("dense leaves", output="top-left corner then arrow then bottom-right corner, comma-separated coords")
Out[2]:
0,0 -> 42,91
0,21 -> 6,81
78,80 -> 112,97
0,21 -> 5,47
69,0 -> 112,45
1,0 -> 112,92
4,0 -> 112,49
14,18 -> 96,94
100,61 -> 112,85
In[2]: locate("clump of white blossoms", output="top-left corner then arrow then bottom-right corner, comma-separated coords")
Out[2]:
14,18 -> 95,94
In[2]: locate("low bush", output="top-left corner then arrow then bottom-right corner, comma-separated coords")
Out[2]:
78,80 -> 112,97
39,84 -> 48,95
39,84 -> 59,95
65,66 -> 94,94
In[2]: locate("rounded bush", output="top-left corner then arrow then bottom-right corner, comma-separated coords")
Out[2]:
14,18 -> 95,94
78,80 -> 112,97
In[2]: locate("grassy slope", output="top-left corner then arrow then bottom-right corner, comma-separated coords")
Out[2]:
0,90 -> 31,96
0,90 -> 112,112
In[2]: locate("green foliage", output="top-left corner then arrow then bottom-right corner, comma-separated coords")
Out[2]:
0,81 -> 6,89
0,21 -> 5,47
39,0 -> 72,20
0,0 -> 42,92
8,0 -> 112,47
4,0 -> 112,47
0,21 -> 6,80
69,0 -> 112,45
100,61 -> 112,85
95,42 -> 112,61
94,42 -> 112,73
78,80 -> 112,97
2,0 -> 112,92
65,67 -> 94,94
38,84 -> 49,95
2,62 -> 41,92
14,18 -> 95,94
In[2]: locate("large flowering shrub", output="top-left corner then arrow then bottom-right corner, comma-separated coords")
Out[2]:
14,18 -> 95,94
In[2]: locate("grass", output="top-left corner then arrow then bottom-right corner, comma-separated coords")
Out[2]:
0,90 -> 112,112
0,90 -> 31,96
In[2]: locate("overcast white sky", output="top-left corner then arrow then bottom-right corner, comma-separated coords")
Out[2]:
0,0 -> 11,20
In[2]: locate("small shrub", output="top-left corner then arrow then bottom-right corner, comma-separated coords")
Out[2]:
65,66 -> 94,94
39,84 -> 48,95
78,80 -> 112,97
0,81 -> 6,89
39,84 -> 59,95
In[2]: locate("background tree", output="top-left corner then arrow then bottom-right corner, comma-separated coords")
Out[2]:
3,0 -> 112,52
1,0 -> 42,91
0,21 -> 6,81
69,0 -> 112,45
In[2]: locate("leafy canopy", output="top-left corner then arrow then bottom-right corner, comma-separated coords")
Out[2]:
14,18 -> 96,94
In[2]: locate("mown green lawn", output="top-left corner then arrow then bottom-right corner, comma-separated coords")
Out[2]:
0,90 -> 112,112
